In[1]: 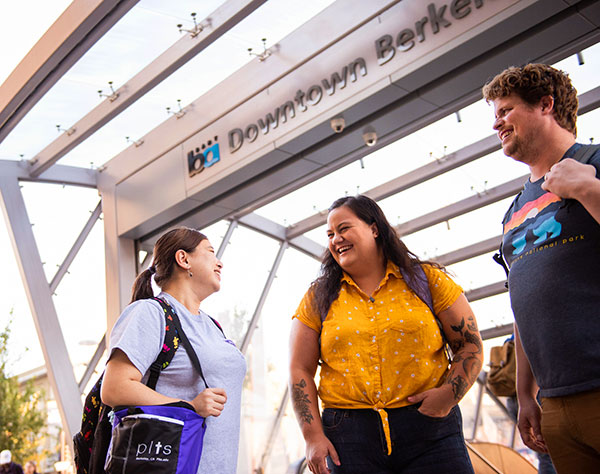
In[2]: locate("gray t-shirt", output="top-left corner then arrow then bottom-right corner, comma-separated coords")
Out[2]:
108,292 -> 247,474
502,144 -> 600,397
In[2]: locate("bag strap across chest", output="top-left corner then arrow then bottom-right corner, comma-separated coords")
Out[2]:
399,264 -> 452,356
152,297 -> 209,388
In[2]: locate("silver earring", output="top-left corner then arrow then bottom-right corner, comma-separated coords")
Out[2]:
187,267 -> 193,277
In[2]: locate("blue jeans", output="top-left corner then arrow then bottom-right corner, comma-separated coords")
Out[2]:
322,404 -> 474,474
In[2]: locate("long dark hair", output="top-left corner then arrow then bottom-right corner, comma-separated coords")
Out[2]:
310,195 -> 443,318
130,227 -> 207,302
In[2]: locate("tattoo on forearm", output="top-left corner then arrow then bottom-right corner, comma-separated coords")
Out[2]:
462,355 -> 483,383
464,330 -> 482,353
292,379 -> 314,425
449,374 -> 468,400
444,314 -> 484,390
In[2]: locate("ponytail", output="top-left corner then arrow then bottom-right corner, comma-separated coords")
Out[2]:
130,268 -> 155,303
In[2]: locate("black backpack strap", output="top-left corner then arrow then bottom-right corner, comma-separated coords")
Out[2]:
571,143 -> 600,165
400,263 -> 453,358
560,144 -> 600,211
153,297 -> 210,389
493,186 -> 524,287
492,247 -> 510,288
207,315 -> 225,337
146,297 -> 180,390
399,264 -> 434,314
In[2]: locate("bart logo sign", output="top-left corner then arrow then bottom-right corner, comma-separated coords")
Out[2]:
187,136 -> 220,177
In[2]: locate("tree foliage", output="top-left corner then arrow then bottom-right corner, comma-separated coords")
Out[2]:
0,321 -> 48,465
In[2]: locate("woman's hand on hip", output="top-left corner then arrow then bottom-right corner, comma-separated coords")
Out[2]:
190,387 -> 227,417
305,433 -> 340,474
408,385 -> 455,418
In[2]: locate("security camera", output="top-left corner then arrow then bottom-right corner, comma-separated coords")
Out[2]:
362,130 -> 377,147
330,117 -> 345,133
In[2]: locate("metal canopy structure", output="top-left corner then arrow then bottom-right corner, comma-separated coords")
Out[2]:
1,0 -> 599,471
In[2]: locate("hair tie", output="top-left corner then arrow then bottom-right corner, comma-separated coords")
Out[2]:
149,265 -> 157,274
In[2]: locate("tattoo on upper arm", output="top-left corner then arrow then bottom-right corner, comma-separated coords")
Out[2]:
450,318 -> 465,334
449,338 -> 465,354
466,316 -> 477,332
292,379 -> 314,425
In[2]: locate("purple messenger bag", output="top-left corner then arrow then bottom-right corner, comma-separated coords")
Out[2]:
105,402 -> 206,474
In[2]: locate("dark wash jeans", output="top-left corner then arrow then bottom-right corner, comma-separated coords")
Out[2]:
322,404 -> 474,474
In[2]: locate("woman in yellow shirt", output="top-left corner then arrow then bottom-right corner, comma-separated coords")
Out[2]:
289,195 -> 483,474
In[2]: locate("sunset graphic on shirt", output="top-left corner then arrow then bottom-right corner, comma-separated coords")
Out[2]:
504,192 -> 561,234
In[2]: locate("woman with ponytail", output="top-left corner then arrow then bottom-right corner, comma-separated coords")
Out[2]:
101,227 -> 246,474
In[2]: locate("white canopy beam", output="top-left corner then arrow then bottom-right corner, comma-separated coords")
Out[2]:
50,200 -> 103,293
28,0 -> 268,177
285,85 -> 600,240
0,160 -> 96,188
435,235 -> 503,267
395,176 -> 529,238
0,0 -> 139,144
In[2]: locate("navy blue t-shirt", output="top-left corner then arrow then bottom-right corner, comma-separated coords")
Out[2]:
502,143 -> 600,397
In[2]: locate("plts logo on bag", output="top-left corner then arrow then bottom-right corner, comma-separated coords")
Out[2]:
135,440 -> 173,461
187,136 -> 220,177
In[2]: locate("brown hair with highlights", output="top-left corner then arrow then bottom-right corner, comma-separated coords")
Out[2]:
482,63 -> 578,136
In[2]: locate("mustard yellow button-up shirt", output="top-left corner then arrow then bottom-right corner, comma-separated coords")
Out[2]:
293,262 -> 463,453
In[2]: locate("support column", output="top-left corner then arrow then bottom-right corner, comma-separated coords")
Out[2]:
98,185 -> 136,335
0,176 -> 82,440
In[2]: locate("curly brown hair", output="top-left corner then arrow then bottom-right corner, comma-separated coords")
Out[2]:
482,63 -> 578,136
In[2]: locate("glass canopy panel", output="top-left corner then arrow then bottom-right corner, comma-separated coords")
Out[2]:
469,293 -> 513,331
57,0 -> 336,169
577,107 -> 600,146
255,47 -> 598,228
447,251 -> 507,291
240,246 -> 319,472
553,42 -> 600,96
201,224 -> 282,347
0,0 -> 226,162
255,99 -> 499,227
0,216 -> 40,375
400,199 -> 514,258
0,0 -> 335,167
